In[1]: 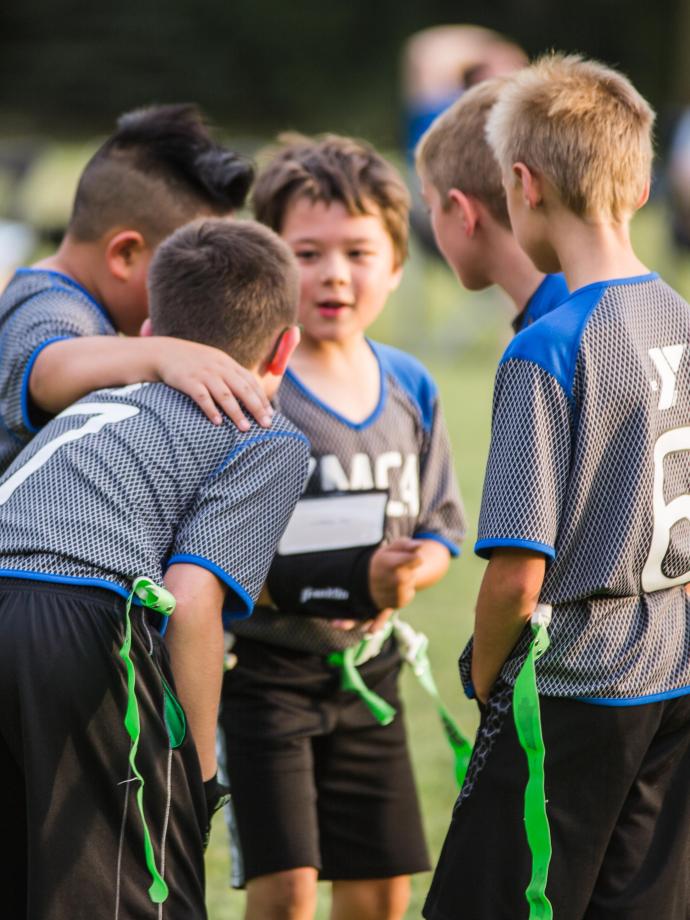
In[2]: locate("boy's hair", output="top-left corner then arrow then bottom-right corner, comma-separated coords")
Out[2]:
148,219 -> 299,368
486,54 -> 655,221
252,134 -> 410,265
68,104 -> 255,244
415,78 -> 511,227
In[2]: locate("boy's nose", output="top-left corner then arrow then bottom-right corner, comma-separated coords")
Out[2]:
320,251 -> 350,286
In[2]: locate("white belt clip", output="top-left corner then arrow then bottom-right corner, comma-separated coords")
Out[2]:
531,603 -> 552,629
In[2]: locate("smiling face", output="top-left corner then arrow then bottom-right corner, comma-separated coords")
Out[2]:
280,196 -> 402,347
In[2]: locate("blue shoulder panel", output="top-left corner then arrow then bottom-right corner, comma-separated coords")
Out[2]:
523,273 -> 569,326
502,281 -> 608,397
369,340 -> 438,432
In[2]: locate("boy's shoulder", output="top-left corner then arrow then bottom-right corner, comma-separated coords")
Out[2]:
369,339 -> 438,432
502,273 -> 662,397
514,272 -> 569,333
0,268 -> 114,331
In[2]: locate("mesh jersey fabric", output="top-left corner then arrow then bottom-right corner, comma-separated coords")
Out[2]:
461,273 -> 690,702
512,272 -> 569,335
232,339 -> 466,653
0,268 -> 116,472
0,382 -> 310,623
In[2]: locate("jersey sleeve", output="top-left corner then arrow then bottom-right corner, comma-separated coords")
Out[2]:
475,358 -> 573,560
0,289 -> 111,442
414,396 -> 466,556
168,432 -> 310,621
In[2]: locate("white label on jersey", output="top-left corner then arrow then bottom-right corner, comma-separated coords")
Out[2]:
278,491 -> 388,555
316,451 -> 419,518
649,344 -> 685,410
641,425 -> 690,591
0,401 -> 140,506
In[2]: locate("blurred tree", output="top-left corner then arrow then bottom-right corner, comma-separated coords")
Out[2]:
0,0 -> 684,142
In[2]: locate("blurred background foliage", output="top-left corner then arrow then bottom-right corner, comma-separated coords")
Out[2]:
1,0 -> 689,140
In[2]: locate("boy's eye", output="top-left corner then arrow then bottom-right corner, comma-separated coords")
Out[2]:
349,249 -> 375,260
295,250 -> 319,261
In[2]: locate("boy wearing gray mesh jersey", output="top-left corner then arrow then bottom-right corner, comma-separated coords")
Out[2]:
425,55 -> 690,920
220,135 -> 465,920
0,219 -> 309,919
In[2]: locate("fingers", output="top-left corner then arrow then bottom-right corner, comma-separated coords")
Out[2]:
206,367 -> 273,430
364,608 -> 395,634
331,619 -> 359,630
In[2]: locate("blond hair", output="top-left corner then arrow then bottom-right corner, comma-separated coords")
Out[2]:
486,53 -> 655,221
416,78 -> 511,227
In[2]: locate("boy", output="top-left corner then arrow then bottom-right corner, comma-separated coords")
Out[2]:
0,103 -> 273,473
415,77 -> 568,333
219,135 -> 466,920
424,55 -> 690,920
0,218 -> 310,919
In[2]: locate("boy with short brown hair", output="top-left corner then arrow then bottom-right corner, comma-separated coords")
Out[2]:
0,217 -> 309,918
0,103 -> 273,473
416,77 -> 568,332
425,54 -> 690,920
220,134 -> 466,920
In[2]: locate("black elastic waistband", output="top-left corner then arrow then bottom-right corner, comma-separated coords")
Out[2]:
0,576 -> 123,611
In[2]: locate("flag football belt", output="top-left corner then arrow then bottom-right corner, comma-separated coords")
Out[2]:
327,616 -> 473,787
513,603 -> 553,920
328,605 -> 554,920
119,576 -> 178,906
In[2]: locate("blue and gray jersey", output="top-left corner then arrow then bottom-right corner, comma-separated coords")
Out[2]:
233,339 -> 466,652
0,383 -> 310,623
462,273 -> 690,703
0,268 -> 116,471
512,273 -> 569,335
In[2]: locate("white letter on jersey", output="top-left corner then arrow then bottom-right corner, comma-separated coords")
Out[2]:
649,345 -> 685,410
320,455 -> 351,491
641,426 -> 690,592
0,402 -> 140,506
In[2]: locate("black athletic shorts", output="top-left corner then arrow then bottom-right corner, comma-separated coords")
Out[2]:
218,635 -> 430,885
424,681 -> 690,920
0,579 -> 207,920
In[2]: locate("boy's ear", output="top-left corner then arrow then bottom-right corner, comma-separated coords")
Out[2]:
105,230 -> 148,282
266,325 -> 301,376
636,180 -> 650,210
448,189 -> 480,236
512,163 -> 543,209
139,318 -> 153,337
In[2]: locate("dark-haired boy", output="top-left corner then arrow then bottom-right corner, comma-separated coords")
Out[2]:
220,135 -> 465,920
425,55 -> 690,920
0,104 -> 272,473
0,219 -> 310,919
415,77 -> 568,333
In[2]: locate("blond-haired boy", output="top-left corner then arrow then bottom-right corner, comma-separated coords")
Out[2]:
425,55 -> 690,920
416,77 -> 568,332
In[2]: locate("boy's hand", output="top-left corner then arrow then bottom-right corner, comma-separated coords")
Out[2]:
368,538 -> 424,611
154,338 -> 274,430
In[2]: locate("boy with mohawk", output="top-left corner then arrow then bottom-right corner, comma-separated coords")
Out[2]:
415,77 -> 568,333
0,104 -> 273,473
425,55 -> 690,920
220,135 -> 465,920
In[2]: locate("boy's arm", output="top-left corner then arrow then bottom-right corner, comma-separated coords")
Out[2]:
163,563 -> 226,780
30,335 -> 273,429
471,548 -> 546,703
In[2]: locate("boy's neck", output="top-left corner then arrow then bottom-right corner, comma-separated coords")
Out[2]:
548,209 -> 648,292
487,234 -> 548,312
293,332 -> 369,368
34,238 -> 104,304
